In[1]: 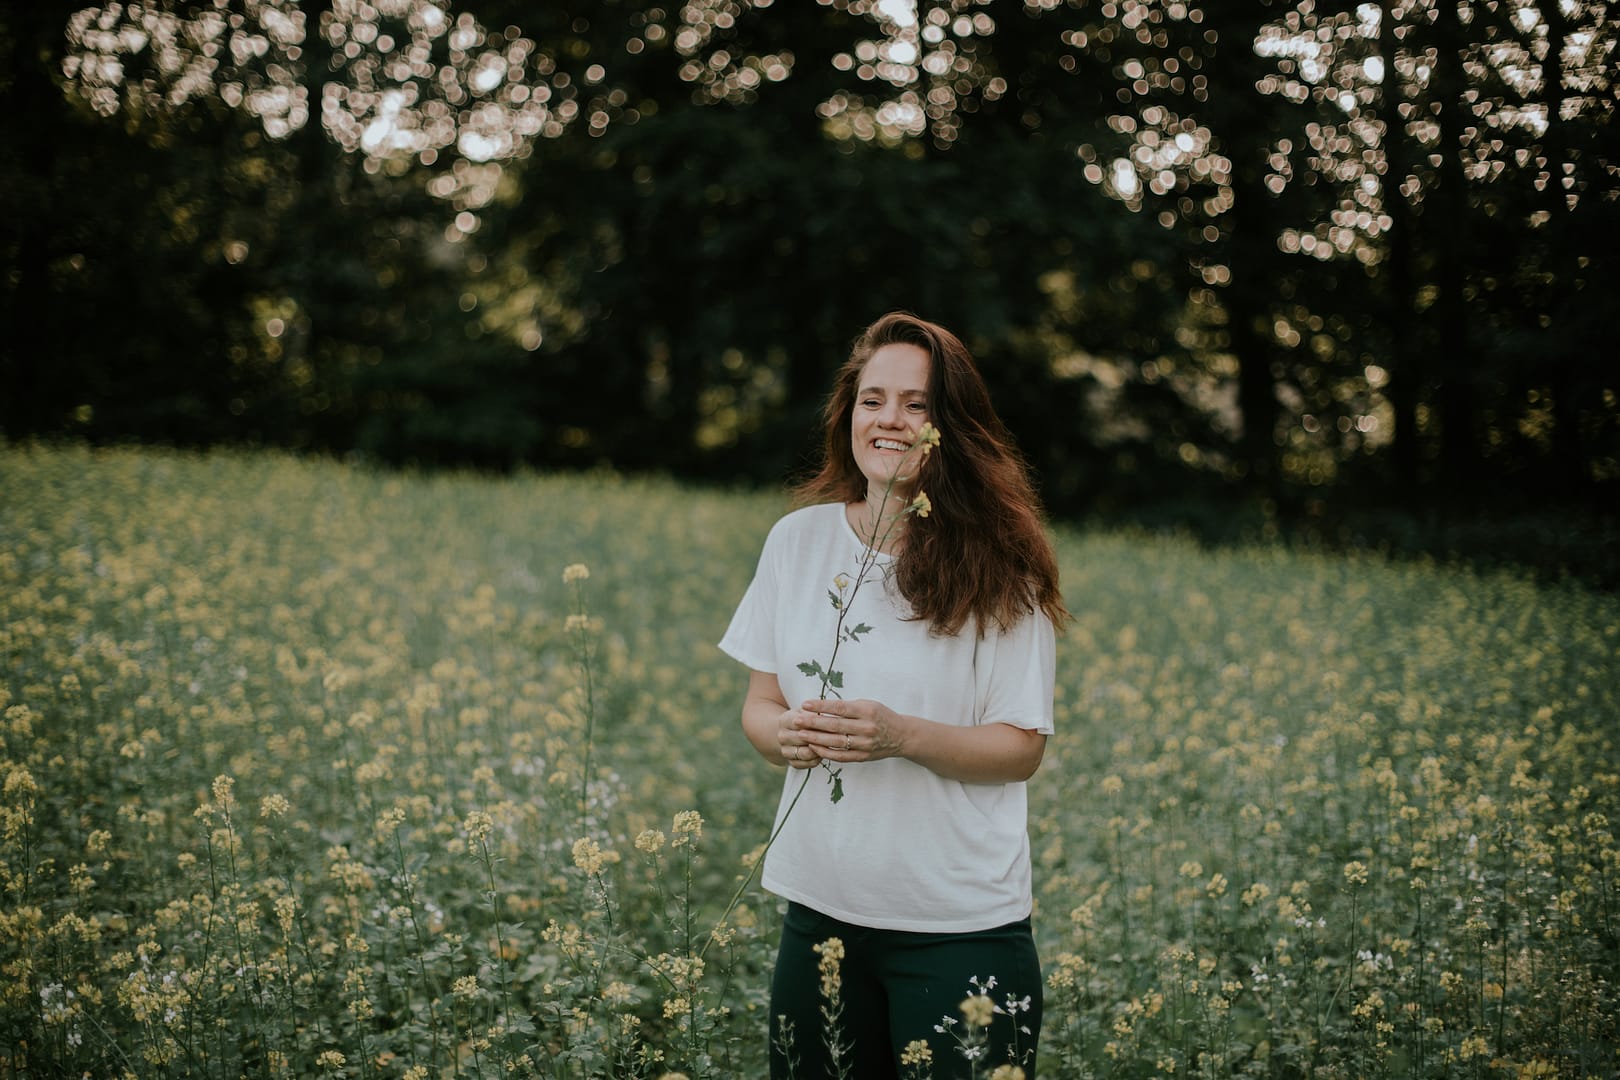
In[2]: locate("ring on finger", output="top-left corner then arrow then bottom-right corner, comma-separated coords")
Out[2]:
842,734 -> 851,751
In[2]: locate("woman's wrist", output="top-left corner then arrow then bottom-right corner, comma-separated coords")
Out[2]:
889,708 -> 922,762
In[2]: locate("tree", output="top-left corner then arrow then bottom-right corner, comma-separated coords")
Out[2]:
6,0 -> 1613,516
1264,0 -> 1619,499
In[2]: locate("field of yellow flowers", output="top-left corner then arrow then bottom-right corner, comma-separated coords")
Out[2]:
2,444 -> 1616,1079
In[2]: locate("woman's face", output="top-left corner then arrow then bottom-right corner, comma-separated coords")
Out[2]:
849,342 -> 931,496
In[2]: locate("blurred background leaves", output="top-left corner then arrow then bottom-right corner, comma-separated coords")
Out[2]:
2,0 -> 1615,570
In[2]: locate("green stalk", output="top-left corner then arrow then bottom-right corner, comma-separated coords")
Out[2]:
477,834 -> 515,1058
571,580 -> 598,823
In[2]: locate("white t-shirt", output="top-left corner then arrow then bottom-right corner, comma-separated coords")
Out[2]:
718,502 -> 1056,932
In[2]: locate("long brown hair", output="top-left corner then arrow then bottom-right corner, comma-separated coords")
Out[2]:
795,311 -> 1069,637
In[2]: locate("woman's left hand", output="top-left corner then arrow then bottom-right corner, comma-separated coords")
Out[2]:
795,698 -> 909,763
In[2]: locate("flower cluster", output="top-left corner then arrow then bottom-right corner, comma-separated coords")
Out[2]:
813,937 -> 845,1001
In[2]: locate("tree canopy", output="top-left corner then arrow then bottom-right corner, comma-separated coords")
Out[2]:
2,0 -> 1615,522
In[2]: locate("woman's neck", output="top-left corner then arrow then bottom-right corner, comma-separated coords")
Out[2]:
851,489 -> 914,553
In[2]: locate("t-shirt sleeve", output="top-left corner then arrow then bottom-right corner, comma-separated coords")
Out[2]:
717,522 -> 783,673
974,608 -> 1057,735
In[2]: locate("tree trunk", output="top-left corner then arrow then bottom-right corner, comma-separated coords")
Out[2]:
1226,165 -> 1283,493
1378,0 -> 1424,497
1202,5 -> 1284,494
1538,0 -> 1589,497
0,4 -> 74,435
1429,0 -> 1477,498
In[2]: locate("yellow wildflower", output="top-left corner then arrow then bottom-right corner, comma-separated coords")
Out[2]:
373,807 -> 405,838
814,937 -> 844,1000
960,993 -> 996,1028
572,836 -> 608,875
900,1040 -> 933,1067
671,810 -> 704,846
274,895 -> 297,935
463,810 -> 493,844
562,563 -> 590,583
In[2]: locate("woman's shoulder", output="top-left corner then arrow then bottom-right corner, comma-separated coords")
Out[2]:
770,501 -> 844,534
760,502 -> 846,554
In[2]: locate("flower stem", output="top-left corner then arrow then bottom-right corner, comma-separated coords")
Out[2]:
699,768 -> 815,962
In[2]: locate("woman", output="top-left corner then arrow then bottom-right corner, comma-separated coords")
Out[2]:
719,312 -> 1068,1078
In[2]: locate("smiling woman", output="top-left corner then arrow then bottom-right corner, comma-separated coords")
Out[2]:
846,339 -> 932,551
797,312 -> 1068,637
719,311 -> 1069,1078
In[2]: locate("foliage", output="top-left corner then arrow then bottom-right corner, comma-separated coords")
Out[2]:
1,2 -> 1614,521
2,443 -> 1617,1077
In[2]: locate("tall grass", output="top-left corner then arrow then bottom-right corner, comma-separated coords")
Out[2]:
1,444 -> 1615,1078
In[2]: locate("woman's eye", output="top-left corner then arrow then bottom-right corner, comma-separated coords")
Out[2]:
907,402 -> 927,412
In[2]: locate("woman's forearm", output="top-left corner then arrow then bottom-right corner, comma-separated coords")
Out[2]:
742,695 -> 791,767
894,714 -> 1046,784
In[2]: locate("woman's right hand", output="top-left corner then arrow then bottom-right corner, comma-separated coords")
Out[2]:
740,670 -> 825,769
777,706 -> 824,769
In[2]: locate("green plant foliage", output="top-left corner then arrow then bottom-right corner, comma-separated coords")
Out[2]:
1,444 -> 1616,1076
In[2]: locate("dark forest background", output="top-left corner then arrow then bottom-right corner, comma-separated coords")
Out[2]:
3,1 -> 1616,574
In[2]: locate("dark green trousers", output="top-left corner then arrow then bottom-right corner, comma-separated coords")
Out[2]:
769,902 -> 1043,1079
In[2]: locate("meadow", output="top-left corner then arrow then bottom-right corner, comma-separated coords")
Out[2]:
1,443 -> 1616,1079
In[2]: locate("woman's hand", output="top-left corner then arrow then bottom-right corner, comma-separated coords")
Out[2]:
793,698 -> 909,764
776,706 -> 827,769
797,695 -> 1048,783
742,671 -> 1045,782
740,670 -> 828,770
